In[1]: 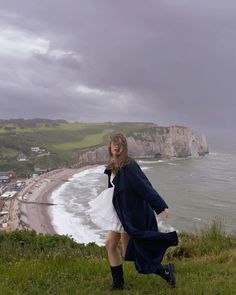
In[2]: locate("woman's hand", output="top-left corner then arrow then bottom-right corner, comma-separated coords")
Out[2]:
162,208 -> 169,218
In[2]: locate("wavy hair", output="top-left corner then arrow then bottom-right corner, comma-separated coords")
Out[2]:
106,133 -> 132,174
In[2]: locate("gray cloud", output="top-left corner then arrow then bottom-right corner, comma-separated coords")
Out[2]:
0,0 -> 235,134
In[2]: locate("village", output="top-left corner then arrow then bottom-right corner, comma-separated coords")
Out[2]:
0,146 -> 52,232
0,170 -> 25,231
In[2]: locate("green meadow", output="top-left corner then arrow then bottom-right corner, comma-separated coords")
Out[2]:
0,220 -> 235,295
53,129 -> 114,150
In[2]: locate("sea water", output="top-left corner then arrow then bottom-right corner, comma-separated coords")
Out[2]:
49,150 -> 236,245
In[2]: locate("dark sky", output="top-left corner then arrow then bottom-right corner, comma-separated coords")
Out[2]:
0,0 -> 235,136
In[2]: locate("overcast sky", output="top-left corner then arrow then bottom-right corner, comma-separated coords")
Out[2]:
0,0 -> 235,136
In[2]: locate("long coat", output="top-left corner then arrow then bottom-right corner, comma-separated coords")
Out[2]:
104,160 -> 178,274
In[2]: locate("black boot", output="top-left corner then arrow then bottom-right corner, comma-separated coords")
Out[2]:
155,263 -> 176,288
110,264 -> 124,290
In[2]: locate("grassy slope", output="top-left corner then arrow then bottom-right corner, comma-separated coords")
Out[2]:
0,122 -> 154,154
0,220 -> 236,295
53,129 -> 114,150
0,121 -> 155,176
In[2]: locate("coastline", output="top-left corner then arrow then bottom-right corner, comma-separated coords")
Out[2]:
19,166 -> 91,235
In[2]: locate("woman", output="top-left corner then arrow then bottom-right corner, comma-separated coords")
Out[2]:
89,133 -> 178,290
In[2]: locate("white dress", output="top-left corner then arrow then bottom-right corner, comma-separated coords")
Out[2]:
88,174 -> 125,233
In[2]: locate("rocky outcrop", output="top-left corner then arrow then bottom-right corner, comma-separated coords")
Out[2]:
77,146 -> 108,166
197,134 -> 209,156
77,125 -> 209,167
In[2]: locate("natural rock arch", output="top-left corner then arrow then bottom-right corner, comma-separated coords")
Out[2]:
189,138 -> 199,157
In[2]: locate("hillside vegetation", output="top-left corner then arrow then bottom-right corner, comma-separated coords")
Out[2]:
0,119 -> 155,177
0,220 -> 236,295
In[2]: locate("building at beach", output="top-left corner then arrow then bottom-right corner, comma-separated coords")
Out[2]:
0,191 -> 17,199
0,171 -> 16,183
0,175 -> 10,183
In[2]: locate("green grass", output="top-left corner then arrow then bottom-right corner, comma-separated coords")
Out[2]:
0,220 -> 236,295
0,122 -> 112,134
0,127 -> 33,134
0,147 -> 19,157
53,129 -> 114,150
1,256 -> 235,295
76,128 -> 114,148
59,122 -> 111,131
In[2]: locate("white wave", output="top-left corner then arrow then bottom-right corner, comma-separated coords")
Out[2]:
48,165 -> 107,245
213,203 -> 227,208
49,203 -> 104,245
141,166 -> 152,171
49,183 -> 105,245
49,164 -> 178,245
209,152 -> 220,156
193,217 -> 201,221
138,160 -> 165,164
70,165 -> 105,181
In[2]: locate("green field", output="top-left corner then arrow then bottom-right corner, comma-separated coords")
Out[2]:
0,147 -> 19,157
53,129 -> 114,150
0,220 -> 235,295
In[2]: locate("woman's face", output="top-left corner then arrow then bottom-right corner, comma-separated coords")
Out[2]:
110,142 -> 123,157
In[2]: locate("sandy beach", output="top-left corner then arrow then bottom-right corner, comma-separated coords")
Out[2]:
19,167 -> 89,234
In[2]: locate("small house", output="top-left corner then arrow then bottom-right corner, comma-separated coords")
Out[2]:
17,153 -> 27,161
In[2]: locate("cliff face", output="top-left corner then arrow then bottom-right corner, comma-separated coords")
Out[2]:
77,125 -> 209,167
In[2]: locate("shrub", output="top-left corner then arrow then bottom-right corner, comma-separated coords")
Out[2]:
167,218 -> 234,259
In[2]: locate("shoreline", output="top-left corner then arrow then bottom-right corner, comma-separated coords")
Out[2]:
19,166 -> 91,234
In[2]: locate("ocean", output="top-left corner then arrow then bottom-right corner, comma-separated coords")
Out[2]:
49,149 -> 236,245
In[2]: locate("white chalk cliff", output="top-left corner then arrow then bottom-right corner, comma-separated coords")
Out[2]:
77,125 -> 209,166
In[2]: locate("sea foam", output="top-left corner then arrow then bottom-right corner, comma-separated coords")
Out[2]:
49,163 -> 177,245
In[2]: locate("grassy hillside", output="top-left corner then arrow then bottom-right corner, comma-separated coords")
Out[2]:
0,220 -> 236,295
0,119 -> 155,177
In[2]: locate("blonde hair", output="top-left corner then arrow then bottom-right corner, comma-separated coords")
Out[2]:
106,133 -> 132,174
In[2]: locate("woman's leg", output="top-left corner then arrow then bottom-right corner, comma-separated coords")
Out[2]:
121,232 -> 129,258
105,231 -> 124,289
105,231 -> 121,266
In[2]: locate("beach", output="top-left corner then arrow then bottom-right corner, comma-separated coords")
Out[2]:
18,167 -> 89,234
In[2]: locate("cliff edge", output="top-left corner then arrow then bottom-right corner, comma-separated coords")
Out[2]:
77,125 -> 209,166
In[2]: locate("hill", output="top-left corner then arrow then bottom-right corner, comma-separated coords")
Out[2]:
0,220 -> 235,295
0,119 -> 208,177
0,119 -> 152,177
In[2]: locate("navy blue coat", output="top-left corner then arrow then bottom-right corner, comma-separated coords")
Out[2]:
105,160 -> 178,274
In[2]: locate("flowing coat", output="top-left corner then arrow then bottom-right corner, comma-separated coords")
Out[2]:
104,160 -> 178,274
